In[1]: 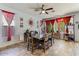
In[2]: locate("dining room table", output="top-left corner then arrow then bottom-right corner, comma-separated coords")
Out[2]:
32,34 -> 45,49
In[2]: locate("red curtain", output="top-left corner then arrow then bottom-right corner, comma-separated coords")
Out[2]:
45,19 -> 55,32
45,20 -> 50,32
44,16 -> 71,33
56,16 -> 71,25
45,20 -> 55,25
56,18 -> 63,22
45,20 -> 50,25
1,10 -> 15,41
50,20 -> 55,25
63,16 -> 71,33
63,16 -> 71,25
56,18 -> 63,31
56,16 -> 71,32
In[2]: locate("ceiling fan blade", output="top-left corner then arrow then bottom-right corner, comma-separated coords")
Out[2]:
42,4 -> 44,8
46,8 -> 53,11
45,12 -> 48,14
41,4 -> 44,10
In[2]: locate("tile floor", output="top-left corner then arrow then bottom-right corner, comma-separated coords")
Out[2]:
0,39 -> 79,56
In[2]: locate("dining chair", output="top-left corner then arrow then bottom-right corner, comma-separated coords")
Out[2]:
48,33 -> 53,47
27,31 -> 37,54
42,34 -> 49,53
53,31 -> 60,39
31,37 -> 37,53
24,30 -> 29,43
27,34 -> 31,51
24,32 -> 27,43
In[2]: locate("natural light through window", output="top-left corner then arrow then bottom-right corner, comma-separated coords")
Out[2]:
2,15 -> 15,26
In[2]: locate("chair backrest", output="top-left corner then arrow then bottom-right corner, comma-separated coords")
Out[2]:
44,33 -> 48,41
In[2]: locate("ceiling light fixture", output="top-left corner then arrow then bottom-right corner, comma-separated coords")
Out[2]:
42,10 -> 45,13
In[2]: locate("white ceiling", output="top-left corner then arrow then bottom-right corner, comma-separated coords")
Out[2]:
2,3 -> 79,18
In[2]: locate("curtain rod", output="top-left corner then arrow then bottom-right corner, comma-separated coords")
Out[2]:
0,9 -> 15,14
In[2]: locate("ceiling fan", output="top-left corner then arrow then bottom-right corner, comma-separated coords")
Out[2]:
33,4 -> 55,14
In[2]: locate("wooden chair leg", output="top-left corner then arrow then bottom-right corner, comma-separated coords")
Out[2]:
31,45 -> 33,54
51,36 -> 54,43
27,39 -> 29,50
31,38 -> 34,54
43,41 -> 46,53
44,45 -> 45,53
27,39 -> 31,51
31,42 -> 34,54
27,41 -> 30,51
51,39 -> 52,46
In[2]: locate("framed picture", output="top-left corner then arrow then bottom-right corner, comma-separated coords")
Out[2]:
20,18 -> 23,28
29,19 -> 33,26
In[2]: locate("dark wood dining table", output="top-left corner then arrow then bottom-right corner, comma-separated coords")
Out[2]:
32,35 -> 44,49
